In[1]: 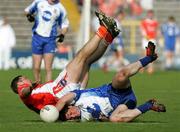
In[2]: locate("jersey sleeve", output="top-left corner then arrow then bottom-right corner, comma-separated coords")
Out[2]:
57,4 -> 69,29
70,90 -> 85,104
24,0 -> 40,14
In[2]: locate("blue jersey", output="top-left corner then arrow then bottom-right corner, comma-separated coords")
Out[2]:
71,84 -> 136,121
161,22 -> 179,51
25,0 -> 69,37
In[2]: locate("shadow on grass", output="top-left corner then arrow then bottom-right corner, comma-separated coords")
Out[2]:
23,119 -> 167,124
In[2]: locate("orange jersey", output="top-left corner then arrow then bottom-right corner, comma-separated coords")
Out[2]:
17,69 -> 81,113
141,19 -> 159,39
18,82 -> 58,113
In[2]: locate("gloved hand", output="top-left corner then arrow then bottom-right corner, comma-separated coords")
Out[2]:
57,34 -> 65,43
26,14 -> 35,22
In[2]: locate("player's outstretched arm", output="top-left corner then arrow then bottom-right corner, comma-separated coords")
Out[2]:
55,92 -> 76,111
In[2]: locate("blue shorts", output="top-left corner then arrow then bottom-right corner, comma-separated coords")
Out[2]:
165,42 -> 175,52
165,37 -> 176,52
74,83 -> 137,110
97,83 -> 137,109
32,33 -> 56,55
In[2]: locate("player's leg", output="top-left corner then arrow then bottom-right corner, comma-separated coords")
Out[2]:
31,34 -> 44,82
44,53 -> 54,81
165,41 -> 173,69
78,40 -> 109,88
112,41 -> 157,89
32,54 -> 42,82
66,12 -> 120,83
43,39 -> 56,82
66,34 -> 103,83
79,13 -> 120,88
109,99 -> 166,122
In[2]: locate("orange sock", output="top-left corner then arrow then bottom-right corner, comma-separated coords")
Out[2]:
105,32 -> 113,44
96,26 -> 108,38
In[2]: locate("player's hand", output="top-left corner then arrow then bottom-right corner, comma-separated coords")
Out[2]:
57,34 -> 65,43
26,14 -> 35,22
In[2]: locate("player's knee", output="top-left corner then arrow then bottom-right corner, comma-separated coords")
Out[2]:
45,67 -> 52,72
116,69 -> 129,81
33,66 -> 40,72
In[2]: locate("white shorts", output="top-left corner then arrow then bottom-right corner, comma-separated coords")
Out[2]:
52,69 -> 81,98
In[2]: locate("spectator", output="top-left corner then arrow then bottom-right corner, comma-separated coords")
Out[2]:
161,16 -> 180,69
140,10 -> 159,74
25,0 -> 69,82
0,17 -> 16,70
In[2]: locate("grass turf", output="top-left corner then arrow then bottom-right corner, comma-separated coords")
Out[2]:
0,69 -> 180,132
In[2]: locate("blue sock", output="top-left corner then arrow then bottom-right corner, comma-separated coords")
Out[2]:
137,102 -> 153,113
139,56 -> 153,67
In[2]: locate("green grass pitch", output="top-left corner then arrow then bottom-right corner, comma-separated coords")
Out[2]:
0,69 -> 180,132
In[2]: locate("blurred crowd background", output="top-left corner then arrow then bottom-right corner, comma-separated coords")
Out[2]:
0,0 -> 180,73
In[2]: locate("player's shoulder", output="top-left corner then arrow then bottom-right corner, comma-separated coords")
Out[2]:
55,2 -> 67,11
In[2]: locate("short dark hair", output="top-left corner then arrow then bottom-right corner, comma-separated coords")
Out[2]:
168,16 -> 175,22
10,75 -> 22,94
59,106 -> 69,121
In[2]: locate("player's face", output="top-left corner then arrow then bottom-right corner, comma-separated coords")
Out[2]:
18,76 -> 32,87
147,12 -> 154,19
65,106 -> 80,120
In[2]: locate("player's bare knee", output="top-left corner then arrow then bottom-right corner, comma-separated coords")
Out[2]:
112,69 -> 129,88
33,67 -> 40,72
116,69 -> 129,81
45,68 -> 52,73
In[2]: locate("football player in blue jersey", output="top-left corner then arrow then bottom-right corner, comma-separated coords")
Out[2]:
55,42 -> 166,122
161,16 -> 180,69
25,0 -> 69,82
10,11 -> 121,114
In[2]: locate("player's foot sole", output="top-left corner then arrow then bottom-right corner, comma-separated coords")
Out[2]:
149,99 -> 166,112
146,41 -> 156,56
95,11 -> 120,38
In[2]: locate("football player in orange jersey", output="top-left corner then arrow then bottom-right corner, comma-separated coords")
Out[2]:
140,10 -> 159,74
10,11 -> 120,114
